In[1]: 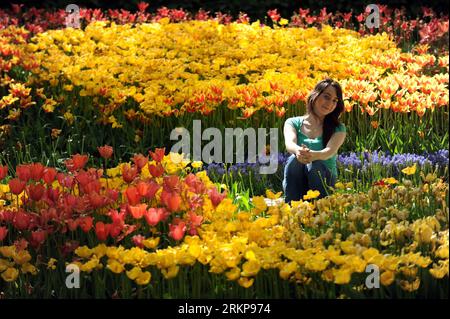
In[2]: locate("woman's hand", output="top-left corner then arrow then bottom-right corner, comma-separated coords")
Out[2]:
296,144 -> 313,164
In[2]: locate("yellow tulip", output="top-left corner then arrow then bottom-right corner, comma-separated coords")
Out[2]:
107,259 -> 125,274
303,190 -> 320,200
241,260 -> 261,277
135,271 -> 151,285
161,265 -> 179,279
402,164 -> 417,175
1,267 -> 19,282
266,189 -> 282,200
380,270 -> 395,286
333,267 -> 352,285
237,277 -> 254,288
225,267 -> 241,281
126,266 -> 143,280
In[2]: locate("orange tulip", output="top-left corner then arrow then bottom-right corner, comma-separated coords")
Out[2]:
122,164 -> 138,183
132,154 -> 148,172
208,187 -> 226,207
128,203 -> 147,219
125,186 -> 141,205
148,163 -> 164,178
98,145 -> 113,159
149,148 -> 166,162
162,191 -> 181,212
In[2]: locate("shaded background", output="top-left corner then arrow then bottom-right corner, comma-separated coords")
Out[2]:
2,0 -> 449,18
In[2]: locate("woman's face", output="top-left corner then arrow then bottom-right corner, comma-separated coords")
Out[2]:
313,85 -> 338,117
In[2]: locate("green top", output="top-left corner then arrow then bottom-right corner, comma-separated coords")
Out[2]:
286,116 -> 346,177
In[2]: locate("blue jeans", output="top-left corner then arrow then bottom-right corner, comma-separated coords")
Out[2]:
282,155 -> 336,204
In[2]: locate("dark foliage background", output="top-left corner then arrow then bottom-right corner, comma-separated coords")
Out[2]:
2,0 -> 449,19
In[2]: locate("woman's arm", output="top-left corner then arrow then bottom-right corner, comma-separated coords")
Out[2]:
308,132 -> 346,161
284,121 -> 302,155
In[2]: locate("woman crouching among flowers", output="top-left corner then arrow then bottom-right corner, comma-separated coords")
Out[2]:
283,78 -> 346,203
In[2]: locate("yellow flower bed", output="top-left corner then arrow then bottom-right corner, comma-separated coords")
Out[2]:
25,21 -> 409,118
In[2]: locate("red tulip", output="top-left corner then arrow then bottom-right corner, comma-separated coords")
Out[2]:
95,222 -> 111,241
0,226 -> 8,241
83,180 -> 101,194
146,180 -> 160,200
122,164 -> 138,183
30,230 -> 47,247
13,210 -> 31,230
9,178 -> 26,195
132,234 -> 145,248
187,212 -> 203,236
188,212 -> 203,227
208,187 -> 226,207
144,207 -> 163,226
0,165 -> 8,180
128,203 -> 147,219
65,154 -> 88,172
167,192 -> 182,212
16,164 -> 31,182
163,175 -> 179,192
185,174 -> 205,193
30,163 -> 45,181
137,2 -> 149,12
267,9 -> 280,22
136,180 -> 150,197
66,219 -> 79,232
169,221 -> 186,241
136,180 -> 160,200
148,163 -> 164,178
60,240 -> 80,257
75,171 -> 91,188
106,189 -> 119,203
88,192 -> 106,209
0,210 -> 14,223
95,221 -> 110,241
149,148 -> 165,162
43,187 -> 60,206
98,145 -> 113,159
125,186 -> 141,205
161,190 -> 181,212
109,221 -> 123,238
57,173 -> 75,189
27,183 -> 45,201
109,209 -> 125,225
132,154 -> 148,172
43,167 -> 57,184
78,216 -> 93,233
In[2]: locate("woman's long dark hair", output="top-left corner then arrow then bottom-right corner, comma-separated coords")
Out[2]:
306,78 -> 345,147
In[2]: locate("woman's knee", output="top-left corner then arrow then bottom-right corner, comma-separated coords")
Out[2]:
284,155 -> 304,179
